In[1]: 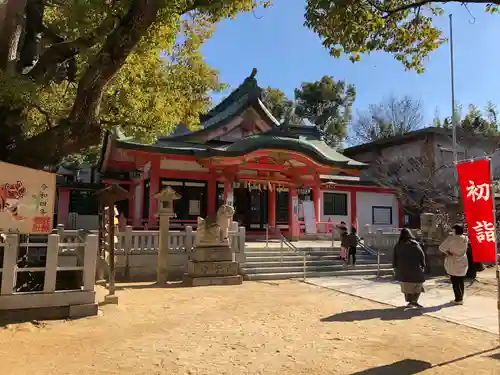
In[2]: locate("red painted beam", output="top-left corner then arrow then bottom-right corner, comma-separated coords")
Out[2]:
158,170 -> 212,180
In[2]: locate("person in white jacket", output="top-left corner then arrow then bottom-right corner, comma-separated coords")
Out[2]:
439,224 -> 469,305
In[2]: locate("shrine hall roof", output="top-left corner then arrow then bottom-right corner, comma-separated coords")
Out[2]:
107,125 -> 367,170
157,68 -> 280,144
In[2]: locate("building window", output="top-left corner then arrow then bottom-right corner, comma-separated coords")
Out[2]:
440,148 -> 465,165
68,190 -> 99,216
372,206 -> 393,225
323,192 -> 347,216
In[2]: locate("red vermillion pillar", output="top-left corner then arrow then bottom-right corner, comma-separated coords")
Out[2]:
149,159 -> 160,225
350,191 -> 357,230
268,185 -> 276,229
128,183 -> 135,226
313,185 -> 321,224
288,186 -> 300,241
57,188 -> 70,226
207,176 -> 216,216
398,198 -> 404,228
139,179 -> 145,224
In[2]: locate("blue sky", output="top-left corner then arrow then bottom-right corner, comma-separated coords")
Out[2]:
202,1 -> 500,127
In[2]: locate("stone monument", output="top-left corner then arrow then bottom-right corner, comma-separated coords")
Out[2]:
183,205 -> 243,287
419,212 -> 447,276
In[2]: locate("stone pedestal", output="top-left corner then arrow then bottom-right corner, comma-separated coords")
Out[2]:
423,241 -> 446,276
183,244 -> 243,287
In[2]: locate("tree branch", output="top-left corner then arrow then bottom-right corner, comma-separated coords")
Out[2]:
6,0 -> 166,168
366,0 -> 500,16
68,0 -> 164,127
30,104 -> 54,129
27,15 -> 119,83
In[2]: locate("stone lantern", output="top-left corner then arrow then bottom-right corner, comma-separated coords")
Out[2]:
153,186 -> 181,283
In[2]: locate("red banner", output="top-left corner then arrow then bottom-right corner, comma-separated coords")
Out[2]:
456,159 -> 497,263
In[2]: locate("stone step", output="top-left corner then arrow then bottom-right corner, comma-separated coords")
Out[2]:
242,263 -> 392,274
245,247 -> 344,252
244,255 -> 375,263
242,259 -> 385,268
244,247 -> 356,254
244,268 -> 394,281
245,251 -> 366,257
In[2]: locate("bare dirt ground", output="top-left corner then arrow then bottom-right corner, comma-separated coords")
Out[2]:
0,281 -> 498,375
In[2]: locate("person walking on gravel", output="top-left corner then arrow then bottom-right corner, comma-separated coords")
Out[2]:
439,224 -> 469,305
393,228 -> 426,309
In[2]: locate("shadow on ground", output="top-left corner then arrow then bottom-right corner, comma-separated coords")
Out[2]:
114,281 -> 187,291
350,359 -> 431,374
490,352 -> 500,360
321,303 -> 452,322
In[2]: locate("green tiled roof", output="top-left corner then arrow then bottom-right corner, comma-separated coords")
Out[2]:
201,132 -> 365,169
111,125 -> 366,169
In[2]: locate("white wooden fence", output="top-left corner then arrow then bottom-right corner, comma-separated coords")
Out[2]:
55,223 -> 246,255
0,234 -> 98,312
364,228 -> 423,251
53,224 -> 246,281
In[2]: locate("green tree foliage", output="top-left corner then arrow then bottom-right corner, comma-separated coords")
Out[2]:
352,95 -> 423,143
261,76 -> 356,145
434,102 -> 499,136
0,0 -> 270,169
304,1 -> 499,73
294,75 -> 356,146
261,87 -> 292,122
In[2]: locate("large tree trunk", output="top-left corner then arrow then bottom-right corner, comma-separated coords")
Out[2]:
4,0 -> 165,169
0,0 -> 26,72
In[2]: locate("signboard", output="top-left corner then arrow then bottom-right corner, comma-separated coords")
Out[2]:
0,161 -> 56,234
456,159 -> 497,263
292,196 -> 299,216
189,200 -> 200,216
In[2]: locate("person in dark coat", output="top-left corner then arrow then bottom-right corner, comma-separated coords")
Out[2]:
345,227 -> 358,266
393,228 -> 426,309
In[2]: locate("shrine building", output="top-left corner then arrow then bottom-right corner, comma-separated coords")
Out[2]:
91,70 -> 401,238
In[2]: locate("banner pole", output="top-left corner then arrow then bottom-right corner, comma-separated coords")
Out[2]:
488,158 -> 500,345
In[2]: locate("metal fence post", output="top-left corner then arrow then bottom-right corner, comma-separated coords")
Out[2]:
302,252 -> 306,281
377,249 -> 381,278
280,236 -> 283,263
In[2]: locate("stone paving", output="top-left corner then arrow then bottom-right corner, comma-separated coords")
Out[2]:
306,274 -> 499,335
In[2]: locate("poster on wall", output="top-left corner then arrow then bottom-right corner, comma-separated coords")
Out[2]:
189,200 -> 201,216
0,161 -> 56,234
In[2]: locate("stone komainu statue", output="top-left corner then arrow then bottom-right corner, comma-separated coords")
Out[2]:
195,204 -> 235,246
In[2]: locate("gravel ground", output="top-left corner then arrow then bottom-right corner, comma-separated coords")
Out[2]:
0,280 -> 498,375
431,267 -> 499,299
